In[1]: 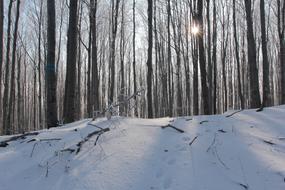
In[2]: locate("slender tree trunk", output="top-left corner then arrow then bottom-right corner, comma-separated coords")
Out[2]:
0,0 -> 3,127
212,1 -> 217,114
2,0 -> 13,134
206,0 -> 212,113
260,0 -> 270,108
7,0 -> 21,133
119,0 -> 125,115
197,0 -> 210,115
38,0 -> 43,129
147,0 -> 153,118
63,0 -> 78,123
233,0 -> 244,109
109,0 -> 120,104
91,0 -> 99,114
46,0 -> 58,128
167,0 -> 172,117
244,0 -> 261,108
133,0 -> 138,117
278,0 -> 285,103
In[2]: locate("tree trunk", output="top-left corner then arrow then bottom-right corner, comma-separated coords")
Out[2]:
233,0 -> 244,109
109,0 -> 120,104
197,0 -> 210,115
260,0 -> 270,108
0,0 -> 3,126
63,0 -> 78,123
278,0 -> 285,104
244,0 -> 261,108
147,0 -> 153,118
91,0 -> 99,114
2,0 -> 13,134
46,0 -> 58,128
133,0 -> 138,117
7,0 -> 21,133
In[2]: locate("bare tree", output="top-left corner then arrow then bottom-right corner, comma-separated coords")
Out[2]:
147,0 -> 153,118
63,0 -> 78,123
233,0 -> 244,109
244,0 -> 261,108
197,0 -> 210,114
260,0 -> 270,108
46,0 -> 58,128
7,0 -> 21,133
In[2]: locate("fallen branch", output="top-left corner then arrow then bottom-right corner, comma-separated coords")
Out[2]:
199,120 -> 209,124
161,124 -> 185,133
0,132 -> 39,147
218,129 -> 227,133
60,148 -> 76,153
225,110 -> 243,118
76,128 -> 110,154
238,183 -> 249,190
189,136 -> 198,146
262,140 -> 275,145
88,123 -> 103,130
27,138 -> 61,143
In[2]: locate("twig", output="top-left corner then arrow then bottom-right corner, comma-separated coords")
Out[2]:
27,138 -> 61,143
200,120 -> 209,124
161,124 -> 185,133
218,129 -> 227,133
189,136 -> 198,146
76,128 -> 110,154
225,110 -> 243,118
263,140 -> 275,145
207,133 -> 217,152
88,123 -> 103,130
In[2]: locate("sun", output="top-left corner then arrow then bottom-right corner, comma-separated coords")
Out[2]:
191,25 -> 199,35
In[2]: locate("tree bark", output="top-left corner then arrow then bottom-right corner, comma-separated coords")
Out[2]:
2,0 -> 14,134
147,0 -> 153,118
7,0 -> 21,133
197,0 -> 210,115
63,0 -> 78,123
260,0 -> 270,108
46,0 -> 58,128
233,0 -> 244,109
244,0 -> 261,108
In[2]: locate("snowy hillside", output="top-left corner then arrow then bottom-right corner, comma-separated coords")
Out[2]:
1,106 -> 285,190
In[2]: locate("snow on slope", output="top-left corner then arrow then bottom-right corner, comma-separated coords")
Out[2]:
1,106 -> 285,190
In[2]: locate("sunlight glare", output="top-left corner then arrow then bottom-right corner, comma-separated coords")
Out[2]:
191,25 -> 199,35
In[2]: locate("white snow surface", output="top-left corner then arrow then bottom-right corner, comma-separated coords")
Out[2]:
1,106 -> 285,190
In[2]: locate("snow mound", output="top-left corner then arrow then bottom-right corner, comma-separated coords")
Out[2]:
1,106 -> 285,190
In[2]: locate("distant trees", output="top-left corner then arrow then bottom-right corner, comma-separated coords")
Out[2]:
0,0 -> 284,135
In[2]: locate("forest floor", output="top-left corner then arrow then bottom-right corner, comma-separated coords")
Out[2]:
1,106 -> 285,190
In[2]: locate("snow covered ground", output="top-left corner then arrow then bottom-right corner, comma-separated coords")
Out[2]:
1,106 -> 285,190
